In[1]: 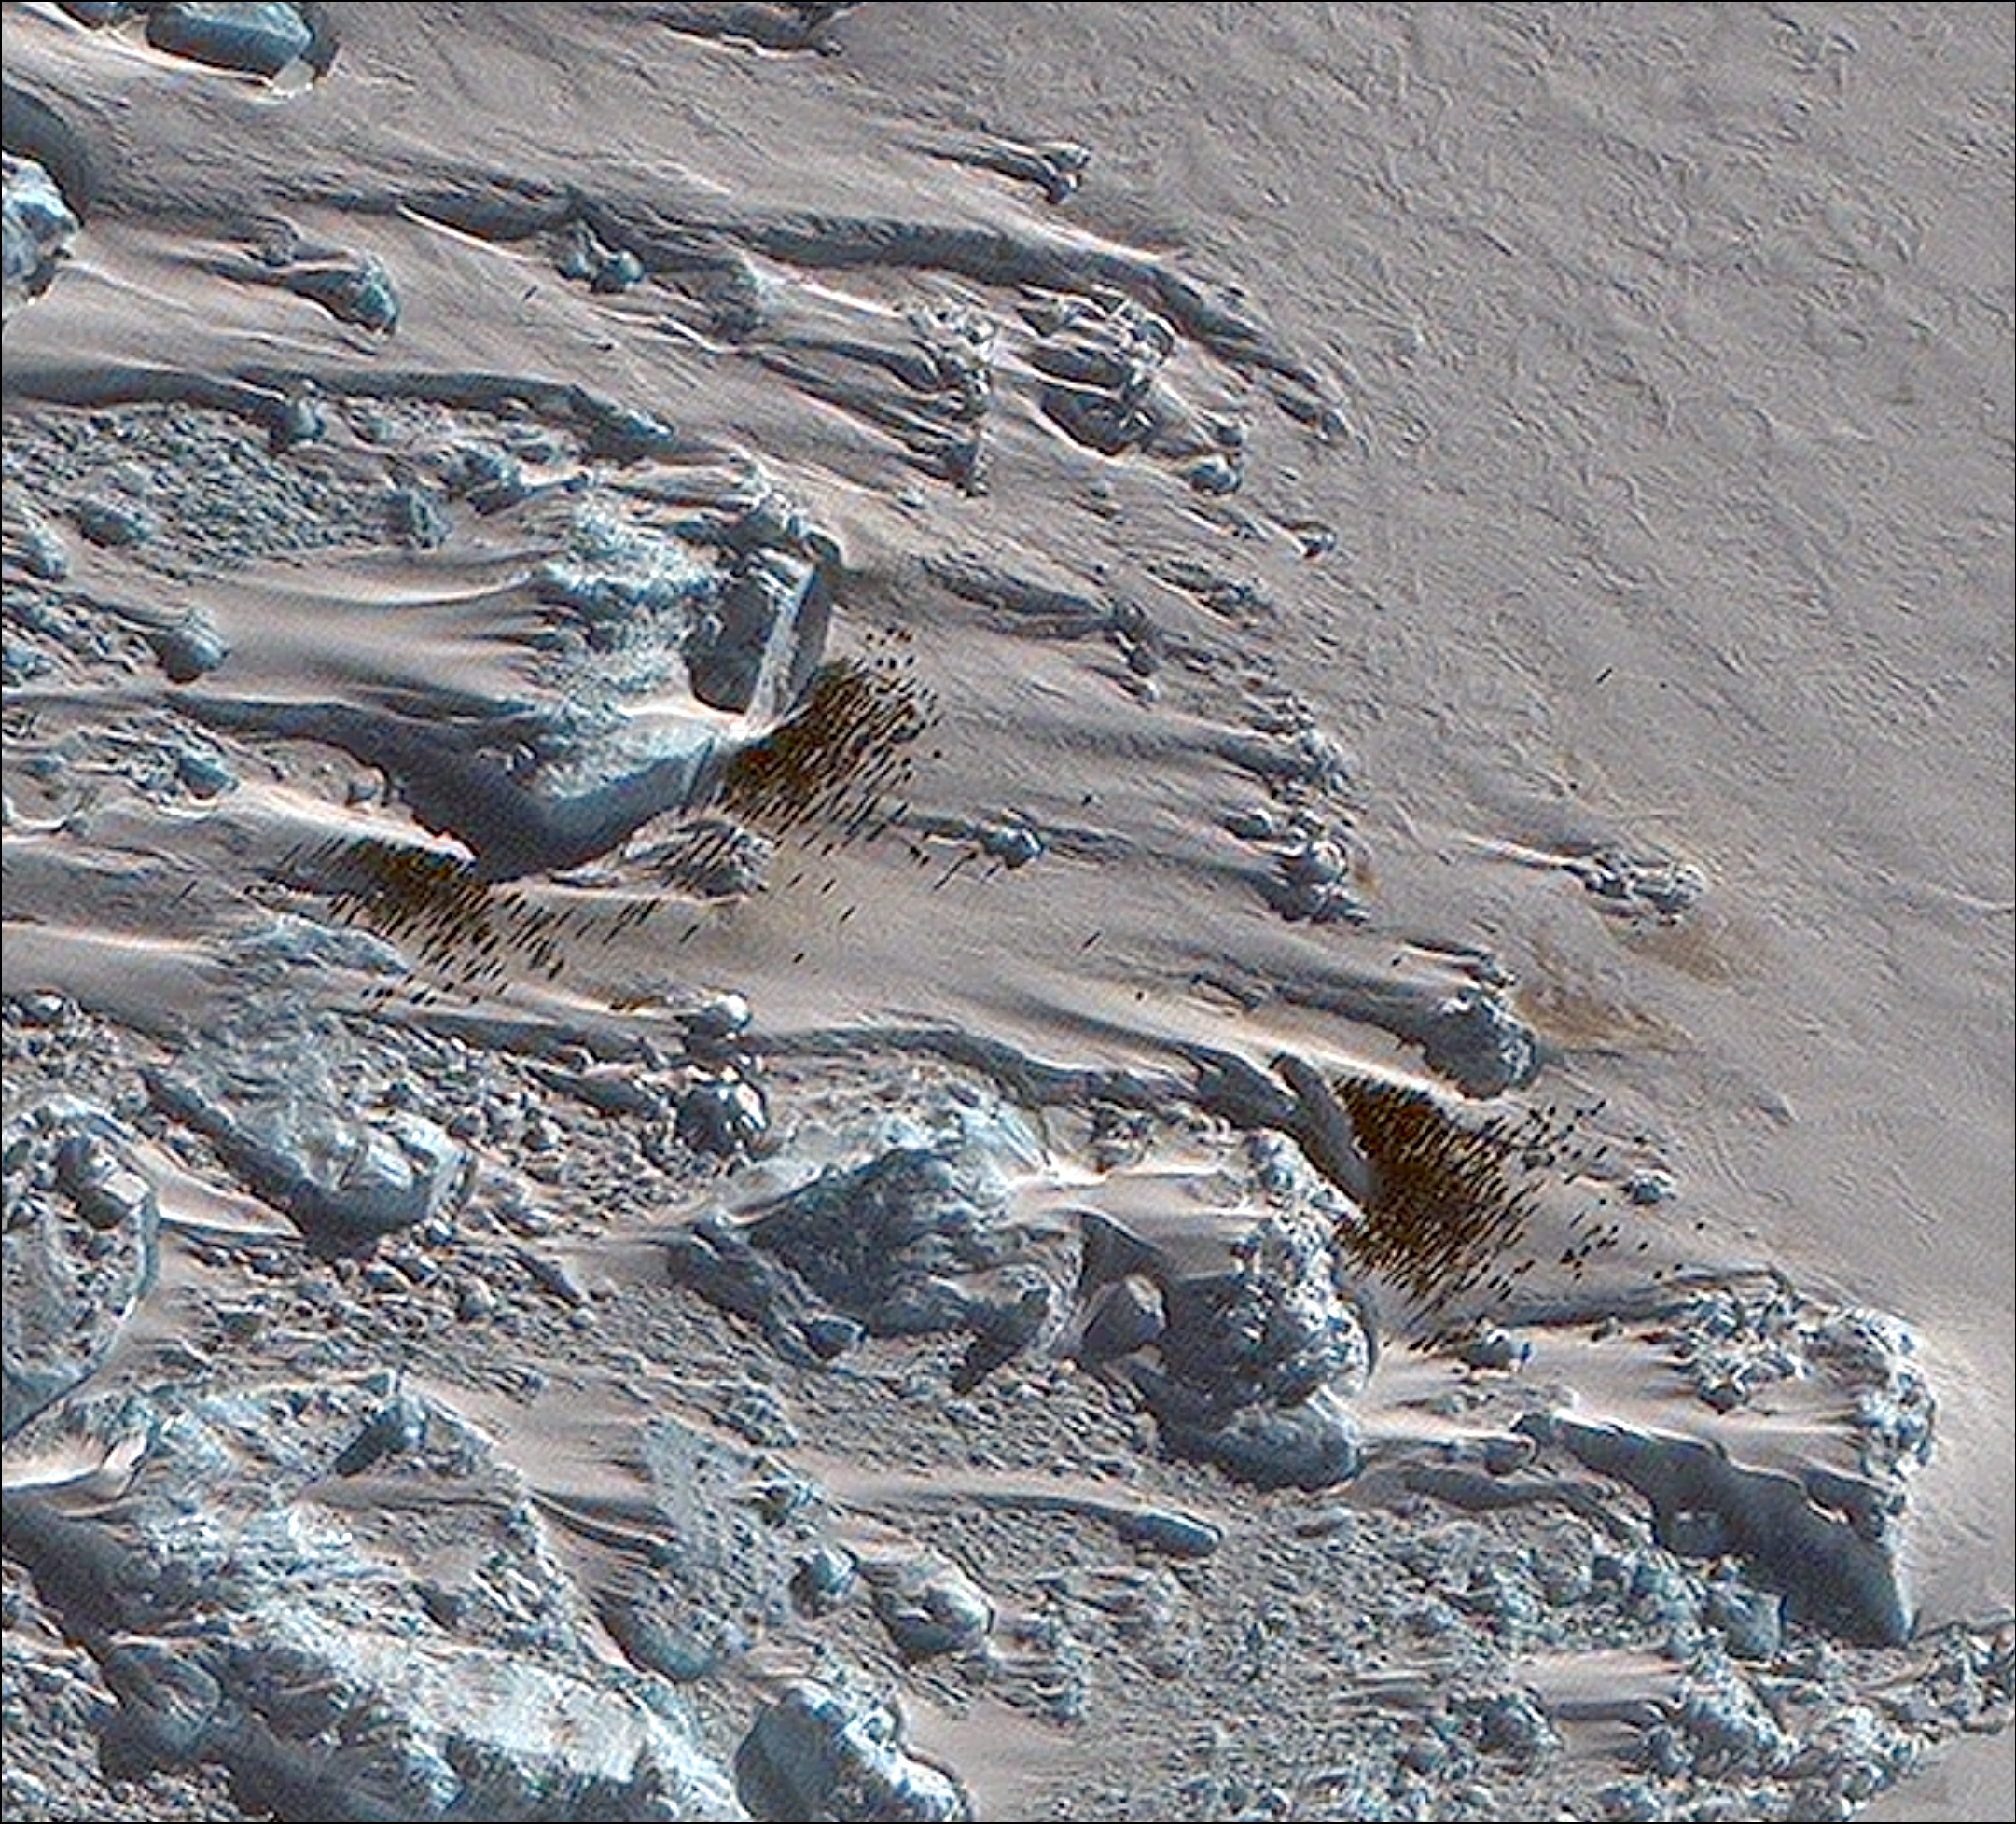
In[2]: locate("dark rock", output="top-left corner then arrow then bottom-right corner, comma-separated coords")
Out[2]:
146,615 -> 229,682
951,1273 -> 1052,1392
1155,1383 -> 1364,1492
282,252 -> 398,331
146,4 -> 313,79
1114,1508 -> 1221,1559
1156,1211 -> 1373,1412
791,1544 -> 858,1615
73,494 -> 160,549
11,991 -> 75,1028
269,392 -> 326,453
978,819 -> 1044,869
1457,1327 -> 1531,1372
329,1388 -> 429,1476
174,743 -> 236,796
1626,1167 -> 1676,1206
2,152 -> 76,311
3,1100 -> 160,1439
800,1312 -> 865,1359
1707,1580 -> 1784,1662
675,1073 -> 769,1157
743,1149 -> 983,1335
625,1413 -> 823,1677
736,1678 -> 971,1823
689,547 -> 832,717
1,1381 -> 740,1818
681,990 -> 753,1051
146,1027 -> 467,1250
1420,986 -> 1539,1097
1075,1272 -> 1165,1364
1550,1415 -> 1912,1646
387,482 -> 451,549
866,1555 -> 993,1659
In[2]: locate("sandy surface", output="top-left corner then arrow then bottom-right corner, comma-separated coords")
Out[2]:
4,4 -> 2010,1821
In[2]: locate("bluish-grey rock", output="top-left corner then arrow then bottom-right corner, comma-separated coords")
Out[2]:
555,221 -> 646,294
146,3 -> 313,78
146,613 -> 229,682
283,251 -> 398,331
675,1072 -> 769,1157
865,1553 -> 993,1660
386,481 -> 451,549
1463,1689 -> 1558,1763
1421,985 -> 1538,1096
1457,1326 -> 1530,1372
1114,1507 -> 1222,1559
791,1544 -> 858,1616
616,1413 -> 827,1678
736,1678 -> 971,1823
678,1147 -> 999,1347
1677,1659 -> 1794,1776
1264,834 -> 1366,924
146,1025 -> 467,1249
1707,1579 -> 1784,1662
1546,1414 -> 1912,1646
688,545 -> 832,716
1156,1383 -> 1365,1492
1,1380 -> 743,1820
173,742 -> 236,796
73,494 -> 160,550
1,152 -> 76,313
13,514 -> 70,581
1075,1272 -> 1165,1364
1124,1208 -> 1373,1490
269,391 -> 326,453
2,1100 -> 160,1439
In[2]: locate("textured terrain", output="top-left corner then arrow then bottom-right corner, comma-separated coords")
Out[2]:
4,5 -> 2011,1821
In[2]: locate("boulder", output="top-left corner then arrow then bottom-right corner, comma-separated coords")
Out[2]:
736,1679 -> 971,1823
1,152 -> 76,313
146,4 -> 313,78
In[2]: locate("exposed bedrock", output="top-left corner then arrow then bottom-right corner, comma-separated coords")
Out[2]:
603,1413 -> 829,1682
396,174 -> 1338,428
143,1018 -> 468,1251
648,3 -> 857,57
246,236 -> 400,333
1,1098 -> 160,1440
1524,1413 -> 1915,1649
1021,288 -> 1247,493
182,457 -> 840,877
735,1678 -> 973,1823
919,131 -> 1090,205
666,1142 -> 1041,1370
1,150 -> 78,317
667,1088 -> 1377,1491
1087,1206 -> 1374,1491
144,3 -> 323,80
0,1381 -> 743,1821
